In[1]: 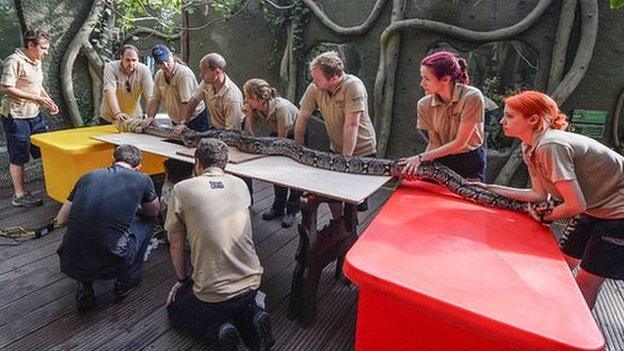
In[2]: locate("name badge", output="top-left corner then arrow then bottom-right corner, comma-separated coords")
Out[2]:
210,181 -> 224,189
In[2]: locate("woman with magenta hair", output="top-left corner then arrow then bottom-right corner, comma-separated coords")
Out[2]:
477,90 -> 624,309
399,51 -> 487,181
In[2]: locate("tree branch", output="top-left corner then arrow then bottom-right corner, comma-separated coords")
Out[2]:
302,0 -> 389,36
551,0 -> 598,104
61,0 -> 107,127
373,0 -> 554,156
547,0 -> 577,93
375,0 -> 407,156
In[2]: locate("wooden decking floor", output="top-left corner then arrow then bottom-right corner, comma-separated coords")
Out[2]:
0,180 -> 622,350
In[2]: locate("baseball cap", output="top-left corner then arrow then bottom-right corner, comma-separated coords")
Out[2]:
152,44 -> 171,63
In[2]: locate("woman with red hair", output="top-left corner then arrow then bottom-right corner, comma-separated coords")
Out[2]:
399,51 -> 486,181
478,90 -> 624,309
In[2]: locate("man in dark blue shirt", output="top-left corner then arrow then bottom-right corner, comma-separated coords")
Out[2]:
56,144 -> 160,311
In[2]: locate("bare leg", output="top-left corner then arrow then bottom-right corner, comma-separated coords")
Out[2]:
563,253 -> 581,271
9,164 -> 25,197
576,268 -> 605,309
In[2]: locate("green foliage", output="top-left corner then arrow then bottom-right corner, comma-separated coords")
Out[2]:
259,0 -> 310,67
611,0 -> 624,9
0,0 -> 22,59
75,91 -> 95,125
113,0 -> 247,32
482,75 -> 518,150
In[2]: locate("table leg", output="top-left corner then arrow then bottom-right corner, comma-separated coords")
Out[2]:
287,194 -> 359,327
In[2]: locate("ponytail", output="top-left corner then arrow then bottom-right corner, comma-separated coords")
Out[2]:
421,51 -> 470,85
504,91 -> 569,131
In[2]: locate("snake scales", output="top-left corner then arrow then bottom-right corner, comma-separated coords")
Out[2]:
136,122 -> 554,216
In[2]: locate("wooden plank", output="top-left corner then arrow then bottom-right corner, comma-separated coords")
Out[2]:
93,133 -> 194,163
226,156 -> 391,204
0,252 -> 171,349
4,258 -> 173,351
94,133 -> 265,164
93,132 -> 391,204
176,146 -> 265,164
0,254 -> 169,348
94,307 -> 174,351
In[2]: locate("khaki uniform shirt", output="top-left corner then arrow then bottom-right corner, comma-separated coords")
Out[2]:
100,60 -> 153,122
165,167 -> 263,303
417,84 -> 485,153
0,49 -> 43,118
300,74 -> 377,156
251,97 -> 298,137
152,63 -> 205,124
192,74 -> 244,130
523,129 -> 624,219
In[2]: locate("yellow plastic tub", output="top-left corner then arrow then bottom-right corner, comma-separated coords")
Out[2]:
31,125 -> 165,202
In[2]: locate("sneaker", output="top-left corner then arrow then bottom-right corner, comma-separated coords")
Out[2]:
249,309 -> 275,351
281,213 -> 295,228
262,208 -> 283,221
76,281 -> 96,312
12,192 -> 43,208
114,279 -> 140,301
217,322 -> 243,351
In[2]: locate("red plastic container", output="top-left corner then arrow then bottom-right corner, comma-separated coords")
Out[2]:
344,180 -> 604,351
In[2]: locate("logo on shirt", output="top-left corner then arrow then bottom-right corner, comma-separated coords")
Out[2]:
209,181 -> 224,189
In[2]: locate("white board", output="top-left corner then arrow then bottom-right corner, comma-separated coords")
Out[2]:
93,133 -> 391,203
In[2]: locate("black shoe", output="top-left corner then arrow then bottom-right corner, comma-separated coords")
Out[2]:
281,213 -> 295,228
356,200 -> 369,212
249,309 -> 275,351
217,322 -> 243,351
262,208 -> 283,221
114,279 -> 140,301
76,281 -> 96,312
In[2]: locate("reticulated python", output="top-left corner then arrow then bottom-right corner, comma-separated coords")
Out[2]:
136,122 -> 554,216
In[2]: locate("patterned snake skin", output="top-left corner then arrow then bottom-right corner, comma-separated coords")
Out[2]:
139,123 -> 554,215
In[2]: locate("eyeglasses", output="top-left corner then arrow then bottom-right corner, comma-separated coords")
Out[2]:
125,80 -> 131,93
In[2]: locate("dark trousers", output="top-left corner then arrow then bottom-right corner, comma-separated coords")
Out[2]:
168,284 -> 258,343
437,146 -> 487,182
268,130 -> 305,214
1,113 -> 48,165
119,215 -> 154,283
272,185 -> 302,215
186,109 -> 211,132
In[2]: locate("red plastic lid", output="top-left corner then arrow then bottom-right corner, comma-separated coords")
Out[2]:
345,180 -> 604,351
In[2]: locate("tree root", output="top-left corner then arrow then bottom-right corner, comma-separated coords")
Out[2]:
499,0 -> 597,184
374,0 -> 406,156
613,85 -> 624,153
303,0 -> 388,36
374,0 -> 554,156
547,0 -> 577,93
60,0 -> 106,127
551,0 -> 598,104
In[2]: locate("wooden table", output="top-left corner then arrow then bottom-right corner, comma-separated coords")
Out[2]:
93,132 -> 391,326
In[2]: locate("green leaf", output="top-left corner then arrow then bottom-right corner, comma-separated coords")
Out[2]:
612,0 -> 624,9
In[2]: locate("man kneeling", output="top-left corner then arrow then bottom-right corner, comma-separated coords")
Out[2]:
165,138 -> 274,350
56,144 -> 160,311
